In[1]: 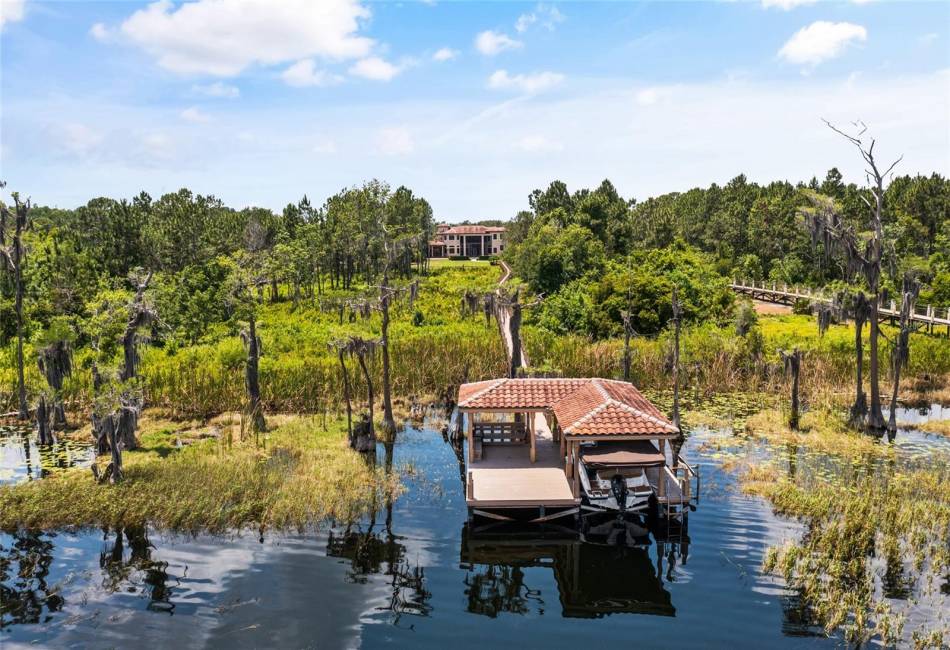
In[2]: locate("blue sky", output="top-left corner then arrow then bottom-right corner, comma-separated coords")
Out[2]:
1,0 -> 948,220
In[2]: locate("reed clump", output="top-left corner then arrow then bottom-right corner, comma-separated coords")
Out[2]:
741,409 -> 950,646
0,413 -> 401,534
523,315 -> 950,403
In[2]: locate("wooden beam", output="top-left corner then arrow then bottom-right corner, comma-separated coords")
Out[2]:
471,509 -> 515,521
572,442 -> 580,498
529,507 -> 579,523
529,413 -> 536,463
565,440 -> 573,478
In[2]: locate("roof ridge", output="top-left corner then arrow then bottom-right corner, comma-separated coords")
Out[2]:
592,379 -> 678,432
459,378 -> 507,407
563,400 -> 611,433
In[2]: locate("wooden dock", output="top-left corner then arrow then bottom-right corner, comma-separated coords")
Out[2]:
731,280 -> 950,333
467,413 -> 579,513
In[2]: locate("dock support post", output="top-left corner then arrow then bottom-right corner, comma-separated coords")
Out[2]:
565,439 -> 574,478
529,413 -> 536,463
466,412 -> 473,463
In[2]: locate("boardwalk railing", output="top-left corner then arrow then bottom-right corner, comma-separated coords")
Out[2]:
730,279 -> 950,334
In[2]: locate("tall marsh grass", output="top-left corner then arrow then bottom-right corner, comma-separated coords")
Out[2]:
0,414 -> 401,533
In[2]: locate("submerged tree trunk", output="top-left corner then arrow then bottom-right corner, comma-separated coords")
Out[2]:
380,280 -> 396,436
887,277 -> 919,434
849,293 -> 869,427
35,396 -> 55,445
781,349 -> 803,430
867,294 -> 886,430
243,314 -> 266,433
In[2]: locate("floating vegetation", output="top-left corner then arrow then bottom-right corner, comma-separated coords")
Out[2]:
738,407 -> 950,646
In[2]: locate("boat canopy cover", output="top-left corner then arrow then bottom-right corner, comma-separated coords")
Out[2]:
581,441 -> 665,468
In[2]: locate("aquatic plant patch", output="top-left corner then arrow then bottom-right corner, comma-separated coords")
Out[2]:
0,413 -> 401,534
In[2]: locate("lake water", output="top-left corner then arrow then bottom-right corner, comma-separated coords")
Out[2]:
1,405 -> 948,649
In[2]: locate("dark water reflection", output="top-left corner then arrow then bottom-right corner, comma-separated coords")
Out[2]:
1,412 -> 839,649
14,398 -> 950,648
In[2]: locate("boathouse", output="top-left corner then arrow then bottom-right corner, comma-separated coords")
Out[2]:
457,378 -> 693,522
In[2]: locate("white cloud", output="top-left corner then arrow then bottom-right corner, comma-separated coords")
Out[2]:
515,4 -> 564,33
281,59 -> 343,87
516,135 -> 563,153
635,88 -> 659,106
89,22 -> 112,42
919,32 -> 939,47
761,0 -> 817,10
116,0 -> 373,76
139,132 -> 175,161
0,0 -> 25,30
475,30 -> 522,56
488,69 -> 564,94
180,106 -> 210,123
349,56 -> 401,81
192,82 -> 240,99
779,21 -> 867,66
433,47 -> 458,62
60,123 -> 103,157
377,127 -> 413,155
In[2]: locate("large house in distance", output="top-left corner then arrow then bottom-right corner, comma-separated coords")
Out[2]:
427,223 -> 506,258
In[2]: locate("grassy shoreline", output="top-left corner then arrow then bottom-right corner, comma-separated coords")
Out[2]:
0,412 -> 401,534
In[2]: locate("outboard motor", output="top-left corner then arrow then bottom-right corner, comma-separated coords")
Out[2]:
611,474 -> 628,513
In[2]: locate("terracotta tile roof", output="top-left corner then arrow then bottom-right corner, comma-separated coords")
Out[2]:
457,378 -> 678,437
442,225 -> 506,235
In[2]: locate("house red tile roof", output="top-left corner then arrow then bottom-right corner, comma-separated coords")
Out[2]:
457,378 -> 678,437
442,225 -> 505,235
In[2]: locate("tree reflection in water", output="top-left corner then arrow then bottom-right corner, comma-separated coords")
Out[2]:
326,440 -> 433,624
0,531 -> 63,626
98,525 -> 177,614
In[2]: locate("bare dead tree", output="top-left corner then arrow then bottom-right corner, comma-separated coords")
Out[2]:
241,313 -> 266,434
345,336 -> 379,452
780,348 -> 804,430
120,271 -> 156,383
848,291 -> 872,426
379,272 -> 396,436
800,120 -> 902,431
670,287 -> 682,431
482,293 -> 495,328
508,289 -> 523,378
37,339 -> 72,429
330,340 -> 354,443
885,275 -> 921,434
0,186 -> 31,420
621,310 -> 636,383
90,386 -> 142,484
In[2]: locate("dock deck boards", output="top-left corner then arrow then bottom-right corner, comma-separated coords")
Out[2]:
468,414 -> 579,508
466,413 -> 689,511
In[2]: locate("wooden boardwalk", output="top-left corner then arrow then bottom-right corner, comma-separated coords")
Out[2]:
730,280 -> 950,333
